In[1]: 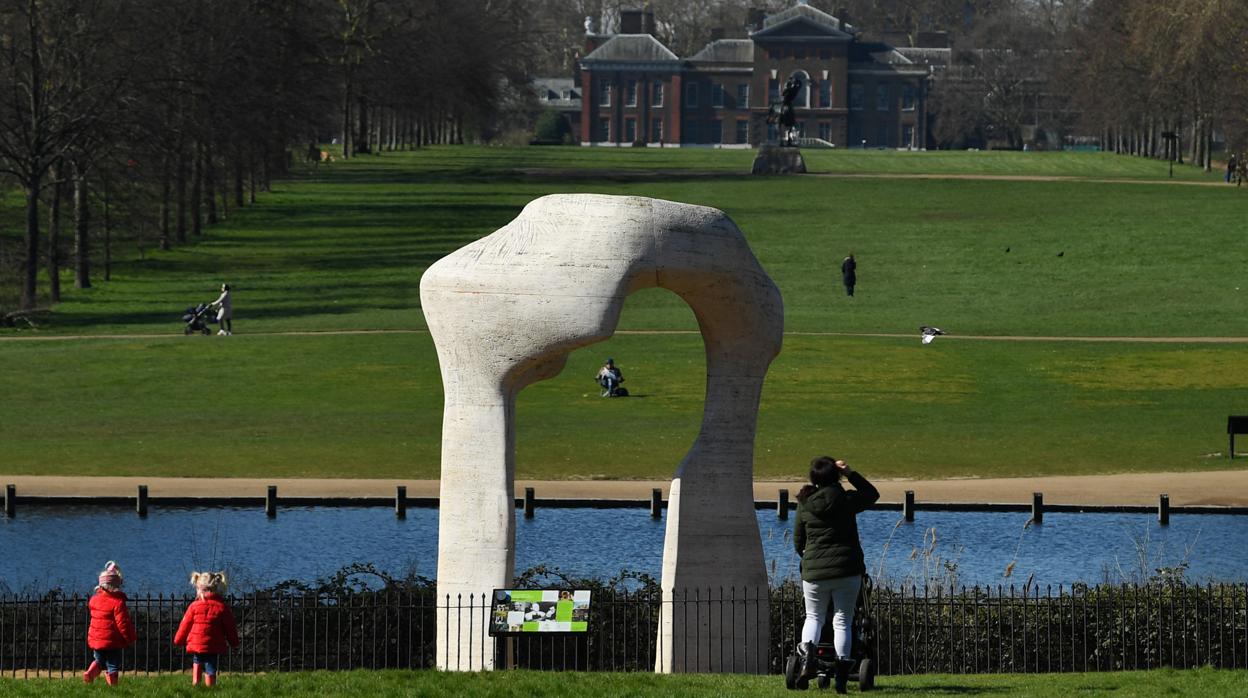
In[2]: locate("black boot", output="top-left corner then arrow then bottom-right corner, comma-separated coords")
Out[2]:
833,658 -> 855,694
796,641 -> 818,687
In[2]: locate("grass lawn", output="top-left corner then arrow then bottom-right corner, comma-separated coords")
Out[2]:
1,667 -> 1244,696
2,332 -> 1245,479
2,147 -> 1247,480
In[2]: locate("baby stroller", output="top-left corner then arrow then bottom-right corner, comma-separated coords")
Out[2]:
182,303 -> 214,335
784,574 -> 877,691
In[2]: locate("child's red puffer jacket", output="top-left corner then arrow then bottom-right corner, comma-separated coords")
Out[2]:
87,588 -> 137,650
173,593 -> 240,654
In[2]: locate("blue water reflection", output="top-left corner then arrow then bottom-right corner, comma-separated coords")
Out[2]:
2,506 -> 1244,595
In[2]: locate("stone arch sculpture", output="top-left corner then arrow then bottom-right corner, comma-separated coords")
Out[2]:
419,194 -> 783,672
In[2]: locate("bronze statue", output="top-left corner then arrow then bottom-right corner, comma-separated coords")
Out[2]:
767,75 -> 803,147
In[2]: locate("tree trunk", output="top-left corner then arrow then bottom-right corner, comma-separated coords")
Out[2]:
103,172 -> 111,282
176,144 -> 188,244
21,174 -> 42,310
234,149 -> 244,207
47,166 -> 62,303
341,73 -> 353,159
73,161 -> 90,290
356,95 -> 370,154
159,155 -> 171,251
191,141 -> 203,236
205,146 -> 218,224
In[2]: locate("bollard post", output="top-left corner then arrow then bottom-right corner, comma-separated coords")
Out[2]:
4,484 -> 13,518
1158,494 -> 1170,526
904,490 -> 915,522
524,487 -> 535,519
1032,492 -> 1044,525
650,488 -> 662,519
137,485 -> 148,518
266,486 -> 277,518
396,486 -> 407,519
778,489 -> 789,520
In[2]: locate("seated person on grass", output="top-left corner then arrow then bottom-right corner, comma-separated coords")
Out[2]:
596,358 -> 625,397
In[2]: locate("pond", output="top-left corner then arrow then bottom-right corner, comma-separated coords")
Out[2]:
2,506 -> 1244,595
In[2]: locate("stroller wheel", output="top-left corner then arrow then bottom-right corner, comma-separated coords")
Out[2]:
184,326 -> 193,335
816,675 -> 831,690
202,327 -> 211,335
783,654 -> 799,690
858,658 -> 875,691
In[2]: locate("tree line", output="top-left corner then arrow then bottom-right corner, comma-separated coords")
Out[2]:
0,0 -> 537,316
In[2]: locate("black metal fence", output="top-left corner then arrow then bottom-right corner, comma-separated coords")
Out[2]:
3,582 -> 1246,677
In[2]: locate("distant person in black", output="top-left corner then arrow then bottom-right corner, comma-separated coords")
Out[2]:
840,254 -> 856,297
1228,154 -> 1239,183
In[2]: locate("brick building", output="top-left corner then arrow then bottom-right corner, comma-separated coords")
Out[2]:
578,2 -> 930,149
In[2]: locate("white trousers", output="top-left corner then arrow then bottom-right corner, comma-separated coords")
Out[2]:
801,574 -> 861,658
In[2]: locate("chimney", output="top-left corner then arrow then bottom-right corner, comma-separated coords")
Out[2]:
746,8 -> 766,33
710,27 -> 725,42
621,9 -> 653,34
835,7 -> 851,29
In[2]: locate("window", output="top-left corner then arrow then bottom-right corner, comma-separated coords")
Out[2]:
735,119 -> 749,144
599,79 -> 612,107
599,117 -> 610,141
818,81 -> 831,108
769,79 -> 780,103
877,122 -> 890,147
625,118 -> 636,143
652,81 -> 664,107
561,89 -> 570,100
711,83 -> 724,108
818,122 -> 832,141
651,118 -> 663,142
902,124 -> 914,148
626,80 -> 637,107
736,83 -> 749,108
685,83 -> 699,108
877,85 -> 890,112
849,84 -> 863,110
902,86 -> 916,111
711,120 -> 723,143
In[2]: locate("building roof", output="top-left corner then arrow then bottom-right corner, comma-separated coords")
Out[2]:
532,78 -> 581,110
688,39 -> 754,63
582,34 -> 679,64
753,2 -> 854,38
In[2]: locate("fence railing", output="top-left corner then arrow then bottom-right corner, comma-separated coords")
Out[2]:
2,582 -> 1245,677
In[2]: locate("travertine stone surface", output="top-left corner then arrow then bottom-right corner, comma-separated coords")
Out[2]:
419,194 -> 783,672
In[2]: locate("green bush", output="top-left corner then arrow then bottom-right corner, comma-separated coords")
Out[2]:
533,111 -> 571,144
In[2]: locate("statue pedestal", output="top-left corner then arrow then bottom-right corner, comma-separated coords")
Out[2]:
751,145 -> 807,175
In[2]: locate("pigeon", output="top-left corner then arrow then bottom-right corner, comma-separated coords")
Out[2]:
920,326 -> 945,345
1057,251 -> 1064,257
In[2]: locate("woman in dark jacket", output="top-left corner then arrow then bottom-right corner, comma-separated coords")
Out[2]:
793,456 -> 879,692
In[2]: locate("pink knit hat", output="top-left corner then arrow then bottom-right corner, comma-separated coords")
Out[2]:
98,561 -> 123,588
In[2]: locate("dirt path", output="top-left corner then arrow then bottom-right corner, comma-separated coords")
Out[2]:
5,470 -> 1247,506
518,167 -> 1235,188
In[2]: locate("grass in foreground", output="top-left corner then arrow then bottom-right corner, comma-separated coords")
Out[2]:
3,332 -> 1245,479
1,667 -> 1243,696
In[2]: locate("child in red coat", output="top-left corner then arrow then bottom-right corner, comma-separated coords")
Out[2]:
173,571 -> 240,687
84,561 -> 137,686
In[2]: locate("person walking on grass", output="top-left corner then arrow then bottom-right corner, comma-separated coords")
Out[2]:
840,254 -> 856,297
793,456 -> 879,693
210,283 -> 233,335
1228,153 -> 1238,184
84,561 -> 137,686
174,571 -> 240,688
